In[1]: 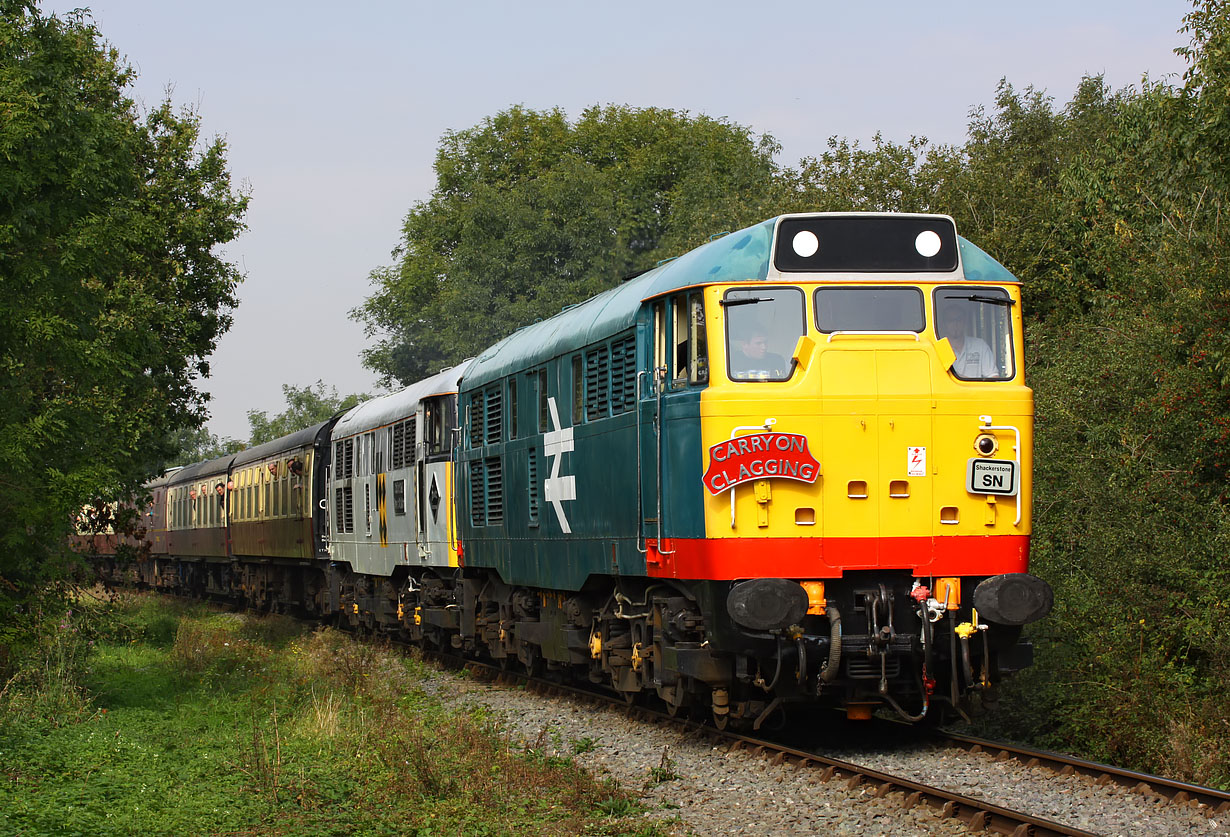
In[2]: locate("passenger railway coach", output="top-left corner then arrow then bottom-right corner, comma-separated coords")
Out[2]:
93,213 -> 1053,727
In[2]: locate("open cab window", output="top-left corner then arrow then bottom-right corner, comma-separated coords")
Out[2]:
933,287 -> 1016,381
723,287 -> 804,381
654,294 -> 709,389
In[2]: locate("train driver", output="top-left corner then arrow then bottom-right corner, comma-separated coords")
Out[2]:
938,305 -> 998,379
730,330 -> 787,379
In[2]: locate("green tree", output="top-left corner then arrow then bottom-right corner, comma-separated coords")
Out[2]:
354,105 -> 781,384
246,381 -> 368,446
0,2 -> 248,594
163,425 -> 244,468
782,133 -> 939,214
943,3 -> 1230,784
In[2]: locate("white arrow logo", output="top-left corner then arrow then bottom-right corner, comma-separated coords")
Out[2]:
542,397 -> 576,533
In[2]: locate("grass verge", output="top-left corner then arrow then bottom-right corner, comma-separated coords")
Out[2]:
0,590 -> 667,836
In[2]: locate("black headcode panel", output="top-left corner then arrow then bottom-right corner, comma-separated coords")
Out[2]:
774,215 -> 959,273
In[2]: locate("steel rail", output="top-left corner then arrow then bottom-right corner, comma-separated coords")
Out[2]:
443,656 -> 1100,837
935,729 -> 1230,816
136,593 -> 1218,834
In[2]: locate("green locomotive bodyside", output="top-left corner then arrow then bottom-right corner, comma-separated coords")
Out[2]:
453,218 -> 774,589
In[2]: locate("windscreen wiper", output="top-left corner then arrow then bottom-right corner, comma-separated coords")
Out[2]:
951,294 -> 1015,306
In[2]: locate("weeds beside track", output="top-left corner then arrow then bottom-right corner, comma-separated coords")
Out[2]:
0,590 -> 666,837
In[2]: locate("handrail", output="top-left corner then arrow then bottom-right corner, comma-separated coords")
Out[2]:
654,366 -> 675,555
728,419 -> 777,528
635,370 -> 648,555
978,415 -> 1023,526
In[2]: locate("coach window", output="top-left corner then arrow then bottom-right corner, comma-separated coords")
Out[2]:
571,355 -> 584,424
724,287 -> 805,381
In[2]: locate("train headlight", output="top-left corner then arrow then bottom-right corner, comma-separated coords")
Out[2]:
974,433 -> 998,456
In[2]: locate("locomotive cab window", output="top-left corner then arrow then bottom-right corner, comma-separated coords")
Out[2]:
689,294 -> 708,384
655,294 -> 708,388
724,287 -> 804,381
814,286 -> 924,333
424,395 -> 454,460
933,287 -> 1015,381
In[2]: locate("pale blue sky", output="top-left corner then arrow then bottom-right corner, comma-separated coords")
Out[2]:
47,0 -> 1192,440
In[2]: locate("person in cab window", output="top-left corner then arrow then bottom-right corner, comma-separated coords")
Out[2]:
730,331 -> 787,380
939,306 -> 997,378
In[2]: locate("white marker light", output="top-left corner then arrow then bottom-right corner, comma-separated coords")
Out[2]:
915,230 -> 942,258
792,230 -> 820,258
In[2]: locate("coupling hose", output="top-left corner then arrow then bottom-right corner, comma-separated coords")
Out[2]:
821,605 -> 842,682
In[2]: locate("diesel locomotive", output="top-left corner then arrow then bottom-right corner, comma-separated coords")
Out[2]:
95,213 -> 1053,727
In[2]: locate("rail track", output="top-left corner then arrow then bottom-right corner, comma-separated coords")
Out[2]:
933,729 -> 1230,816
315,613 -> 1230,835
134,590 -> 1230,835
432,651 -> 1130,836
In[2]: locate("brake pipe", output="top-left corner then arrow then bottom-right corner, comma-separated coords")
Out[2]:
820,606 -> 842,683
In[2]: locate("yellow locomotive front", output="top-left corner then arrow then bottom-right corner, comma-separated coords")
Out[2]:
647,213 -> 1051,721
702,246 -> 1032,574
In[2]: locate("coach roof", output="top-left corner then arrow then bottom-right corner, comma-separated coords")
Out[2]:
333,363 -> 469,439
